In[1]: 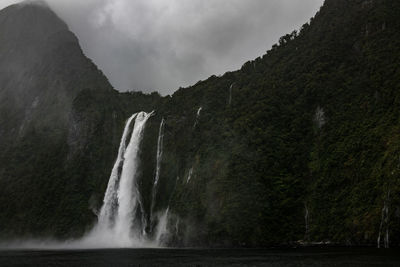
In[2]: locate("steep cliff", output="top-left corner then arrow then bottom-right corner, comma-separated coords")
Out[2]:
1,0 -> 400,247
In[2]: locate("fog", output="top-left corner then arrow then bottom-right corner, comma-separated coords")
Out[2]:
0,0 -> 324,94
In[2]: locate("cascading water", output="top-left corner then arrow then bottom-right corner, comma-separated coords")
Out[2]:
193,107 -> 202,128
150,118 -> 165,221
155,207 -> 170,245
377,191 -> 390,249
175,218 -> 180,237
154,118 -> 165,186
304,202 -> 309,241
228,83 -> 233,106
97,113 -> 138,229
114,111 -> 154,244
186,168 -> 193,183
81,111 -> 155,248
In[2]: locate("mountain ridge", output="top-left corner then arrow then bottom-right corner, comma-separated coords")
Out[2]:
1,0 -> 400,247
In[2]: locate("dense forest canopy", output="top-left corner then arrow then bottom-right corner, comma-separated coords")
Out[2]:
0,0 -> 399,247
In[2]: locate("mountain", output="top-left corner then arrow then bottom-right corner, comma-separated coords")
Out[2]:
0,1 -> 161,238
1,0 -> 400,247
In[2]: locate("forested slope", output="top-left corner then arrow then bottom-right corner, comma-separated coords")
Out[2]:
1,0 -> 399,247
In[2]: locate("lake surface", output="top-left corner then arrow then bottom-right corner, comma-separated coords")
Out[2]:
0,248 -> 399,267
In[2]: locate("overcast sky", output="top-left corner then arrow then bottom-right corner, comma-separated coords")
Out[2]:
1,0 -> 324,95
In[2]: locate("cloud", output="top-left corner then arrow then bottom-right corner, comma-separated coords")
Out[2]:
0,0 -> 324,95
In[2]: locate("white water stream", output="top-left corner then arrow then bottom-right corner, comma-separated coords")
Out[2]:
79,111 -> 172,248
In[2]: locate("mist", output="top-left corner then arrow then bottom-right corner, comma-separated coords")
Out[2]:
0,0 -> 324,94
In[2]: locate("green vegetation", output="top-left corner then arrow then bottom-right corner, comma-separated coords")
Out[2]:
1,0 -> 400,247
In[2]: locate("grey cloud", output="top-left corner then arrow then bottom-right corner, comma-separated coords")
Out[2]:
0,0 -> 324,95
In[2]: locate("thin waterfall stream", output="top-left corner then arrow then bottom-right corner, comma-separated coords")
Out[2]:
150,118 -> 165,222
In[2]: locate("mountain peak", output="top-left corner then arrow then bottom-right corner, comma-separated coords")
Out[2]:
0,0 -> 69,45
0,0 -> 113,137
2,0 -> 52,15
18,0 -> 49,8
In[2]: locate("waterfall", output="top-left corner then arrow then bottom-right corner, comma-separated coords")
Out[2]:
377,191 -> 390,248
186,168 -> 193,183
150,118 -> 165,221
98,113 -> 138,229
193,107 -> 202,128
175,218 -> 180,237
304,203 -> 309,241
114,111 -> 154,244
82,111 -> 154,248
228,83 -> 233,106
315,106 -> 326,129
75,111 -> 177,248
155,207 -> 170,246
154,118 -> 165,186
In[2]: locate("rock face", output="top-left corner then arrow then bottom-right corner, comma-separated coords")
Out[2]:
1,0 -> 400,247
0,1 -> 117,152
0,2 -> 159,238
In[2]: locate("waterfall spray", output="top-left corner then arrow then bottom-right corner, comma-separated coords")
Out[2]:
155,207 -> 170,245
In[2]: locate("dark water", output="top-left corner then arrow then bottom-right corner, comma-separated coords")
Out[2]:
0,248 -> 399,267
